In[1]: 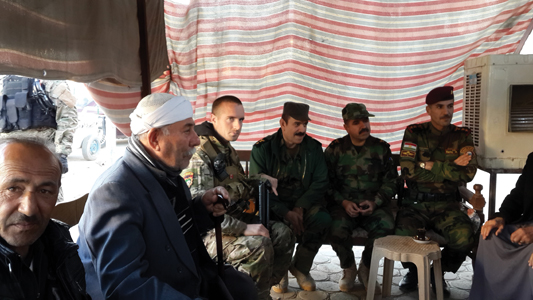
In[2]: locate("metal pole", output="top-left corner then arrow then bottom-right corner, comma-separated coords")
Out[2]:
136,0 -> 151,98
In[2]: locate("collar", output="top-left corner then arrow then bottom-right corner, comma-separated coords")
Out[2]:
194,121 -> 229,146
429,122 -> 451,136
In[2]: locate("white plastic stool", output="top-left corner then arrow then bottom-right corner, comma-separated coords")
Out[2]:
367,235 -> 443,300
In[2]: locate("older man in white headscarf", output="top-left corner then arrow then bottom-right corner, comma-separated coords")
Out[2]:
78,93 -> 258,300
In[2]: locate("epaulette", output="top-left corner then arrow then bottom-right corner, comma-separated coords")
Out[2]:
407,123 -> 425,133
329,138 -> 341,146
254,138 -> 266,147
454,126 -> 471,136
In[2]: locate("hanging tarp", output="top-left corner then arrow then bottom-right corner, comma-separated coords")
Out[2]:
88,0 -> 533,150
2,0 -> 532,150
0,0 -> 168,86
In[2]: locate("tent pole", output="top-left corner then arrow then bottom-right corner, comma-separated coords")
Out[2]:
137,0 -> 151,98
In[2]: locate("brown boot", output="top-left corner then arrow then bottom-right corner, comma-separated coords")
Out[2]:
271,272 -> 288,293
289,265 -> 316,291
339,263 -> 357,292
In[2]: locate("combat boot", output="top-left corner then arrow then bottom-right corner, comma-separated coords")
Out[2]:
358,260 -> 381,294
339,263 -> 357,292
271,272 -> 288,293
289,265 -> 316,291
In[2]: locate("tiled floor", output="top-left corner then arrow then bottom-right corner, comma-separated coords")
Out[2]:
270,245 -> 473,300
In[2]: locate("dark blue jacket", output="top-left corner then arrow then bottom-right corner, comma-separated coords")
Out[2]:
78,149 -> 227,300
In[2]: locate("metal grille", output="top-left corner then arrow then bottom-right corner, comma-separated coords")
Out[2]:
464,73 -> 481,146
509,85 -> 533,132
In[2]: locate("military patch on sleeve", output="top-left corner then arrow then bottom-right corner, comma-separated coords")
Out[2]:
400,150 -> 416,158
402,142 -> 417,151
183,172 -> 194,188
460,146 -> 475,156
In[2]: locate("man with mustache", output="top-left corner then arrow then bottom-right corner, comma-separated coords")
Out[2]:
78,93 -> 257,299
249,102 -> 332,292
395,86 -> 478,296
0,137 -> 90,299
324,103 -> 398,292
181,95 -> 295,300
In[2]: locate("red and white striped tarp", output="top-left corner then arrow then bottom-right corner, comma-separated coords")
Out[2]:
89,0 -> 533,151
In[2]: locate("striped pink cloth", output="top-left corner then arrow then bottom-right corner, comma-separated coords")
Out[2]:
89,0 -> 533,151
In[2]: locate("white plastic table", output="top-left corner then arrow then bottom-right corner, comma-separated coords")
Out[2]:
367,235 -> 443,300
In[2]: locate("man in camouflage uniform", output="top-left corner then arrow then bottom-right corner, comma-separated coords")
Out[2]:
250,102 -> 332,292
181,95 -> 295,300
0,77 -> 78,174
43,80 -> 78,171
396,86 -> 477,295
325,103 -> 397,292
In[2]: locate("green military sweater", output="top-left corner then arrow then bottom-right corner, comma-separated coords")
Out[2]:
325,135 -> 398,207
399,122 -> 477,195
250,128 -> 329,219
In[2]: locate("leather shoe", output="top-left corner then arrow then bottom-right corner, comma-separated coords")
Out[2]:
430,268 -> 450,297
399,269 -> 418,291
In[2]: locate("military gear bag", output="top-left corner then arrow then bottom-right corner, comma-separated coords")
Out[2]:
1,76 -> 57,132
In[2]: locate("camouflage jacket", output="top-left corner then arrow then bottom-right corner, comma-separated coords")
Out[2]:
325,135 -> 398,207
181,122 -> 255,236
249,128 -> 329,219
399,122 -> 477,195
43,81 -> 78,156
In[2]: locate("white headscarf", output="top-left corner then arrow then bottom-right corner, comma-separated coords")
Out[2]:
129,94 -> 193,135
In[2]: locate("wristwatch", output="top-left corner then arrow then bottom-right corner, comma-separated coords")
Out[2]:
419,162 -> 426,169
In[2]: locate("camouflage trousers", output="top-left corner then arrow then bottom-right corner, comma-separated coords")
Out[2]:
55,100 -> 78,156
395,199 -> 475,273
203,221 -> 295,300
282,205 -> 332,275
329,204 -> 394,269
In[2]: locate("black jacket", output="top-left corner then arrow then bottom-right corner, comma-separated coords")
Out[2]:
0,220 -> 90,300
493,152 -> 533,224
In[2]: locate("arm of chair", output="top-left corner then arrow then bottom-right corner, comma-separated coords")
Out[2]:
458,184 -> 486,224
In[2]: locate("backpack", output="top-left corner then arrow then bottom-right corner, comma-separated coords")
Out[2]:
1,76 -> 57,132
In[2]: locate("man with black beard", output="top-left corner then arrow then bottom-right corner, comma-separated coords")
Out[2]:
78,93 -> 257,300
250,102 -> 331,293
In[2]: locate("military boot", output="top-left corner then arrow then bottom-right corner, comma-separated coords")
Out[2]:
289,265 -> 316,291
271,272 -> 288,294
339,263 -> 357,292
358,260 -> 381,294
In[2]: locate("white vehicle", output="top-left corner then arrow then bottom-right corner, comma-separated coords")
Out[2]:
73,97 -> 106,161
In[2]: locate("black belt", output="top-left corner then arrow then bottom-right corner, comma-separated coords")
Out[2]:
416,192 -> 457,202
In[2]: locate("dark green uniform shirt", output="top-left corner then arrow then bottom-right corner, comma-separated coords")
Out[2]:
325,135 -> 398,207
250,128 -> 328,219
399,122 -> 477,195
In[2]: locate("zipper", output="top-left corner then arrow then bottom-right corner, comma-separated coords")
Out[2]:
8,261 -> 26,299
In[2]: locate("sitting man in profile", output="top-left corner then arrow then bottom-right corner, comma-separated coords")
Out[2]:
0,136 -> 90,299
470,152 -> 533,300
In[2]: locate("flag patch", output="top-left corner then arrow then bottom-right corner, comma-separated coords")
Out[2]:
403,142 -> 417,151
183,172 -> 194,188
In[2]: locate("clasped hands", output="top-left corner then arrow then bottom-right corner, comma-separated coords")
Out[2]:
342,200 -> 376,218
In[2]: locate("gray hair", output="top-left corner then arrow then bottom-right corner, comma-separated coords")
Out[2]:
0,135 -> 62,173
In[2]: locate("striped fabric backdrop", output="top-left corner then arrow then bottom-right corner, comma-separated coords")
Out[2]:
89,0 -> 533,152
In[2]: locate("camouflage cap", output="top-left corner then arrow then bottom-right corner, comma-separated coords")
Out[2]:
283,102 -> 311,121
342,103 -> 375,120
426,86 -> 454,105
